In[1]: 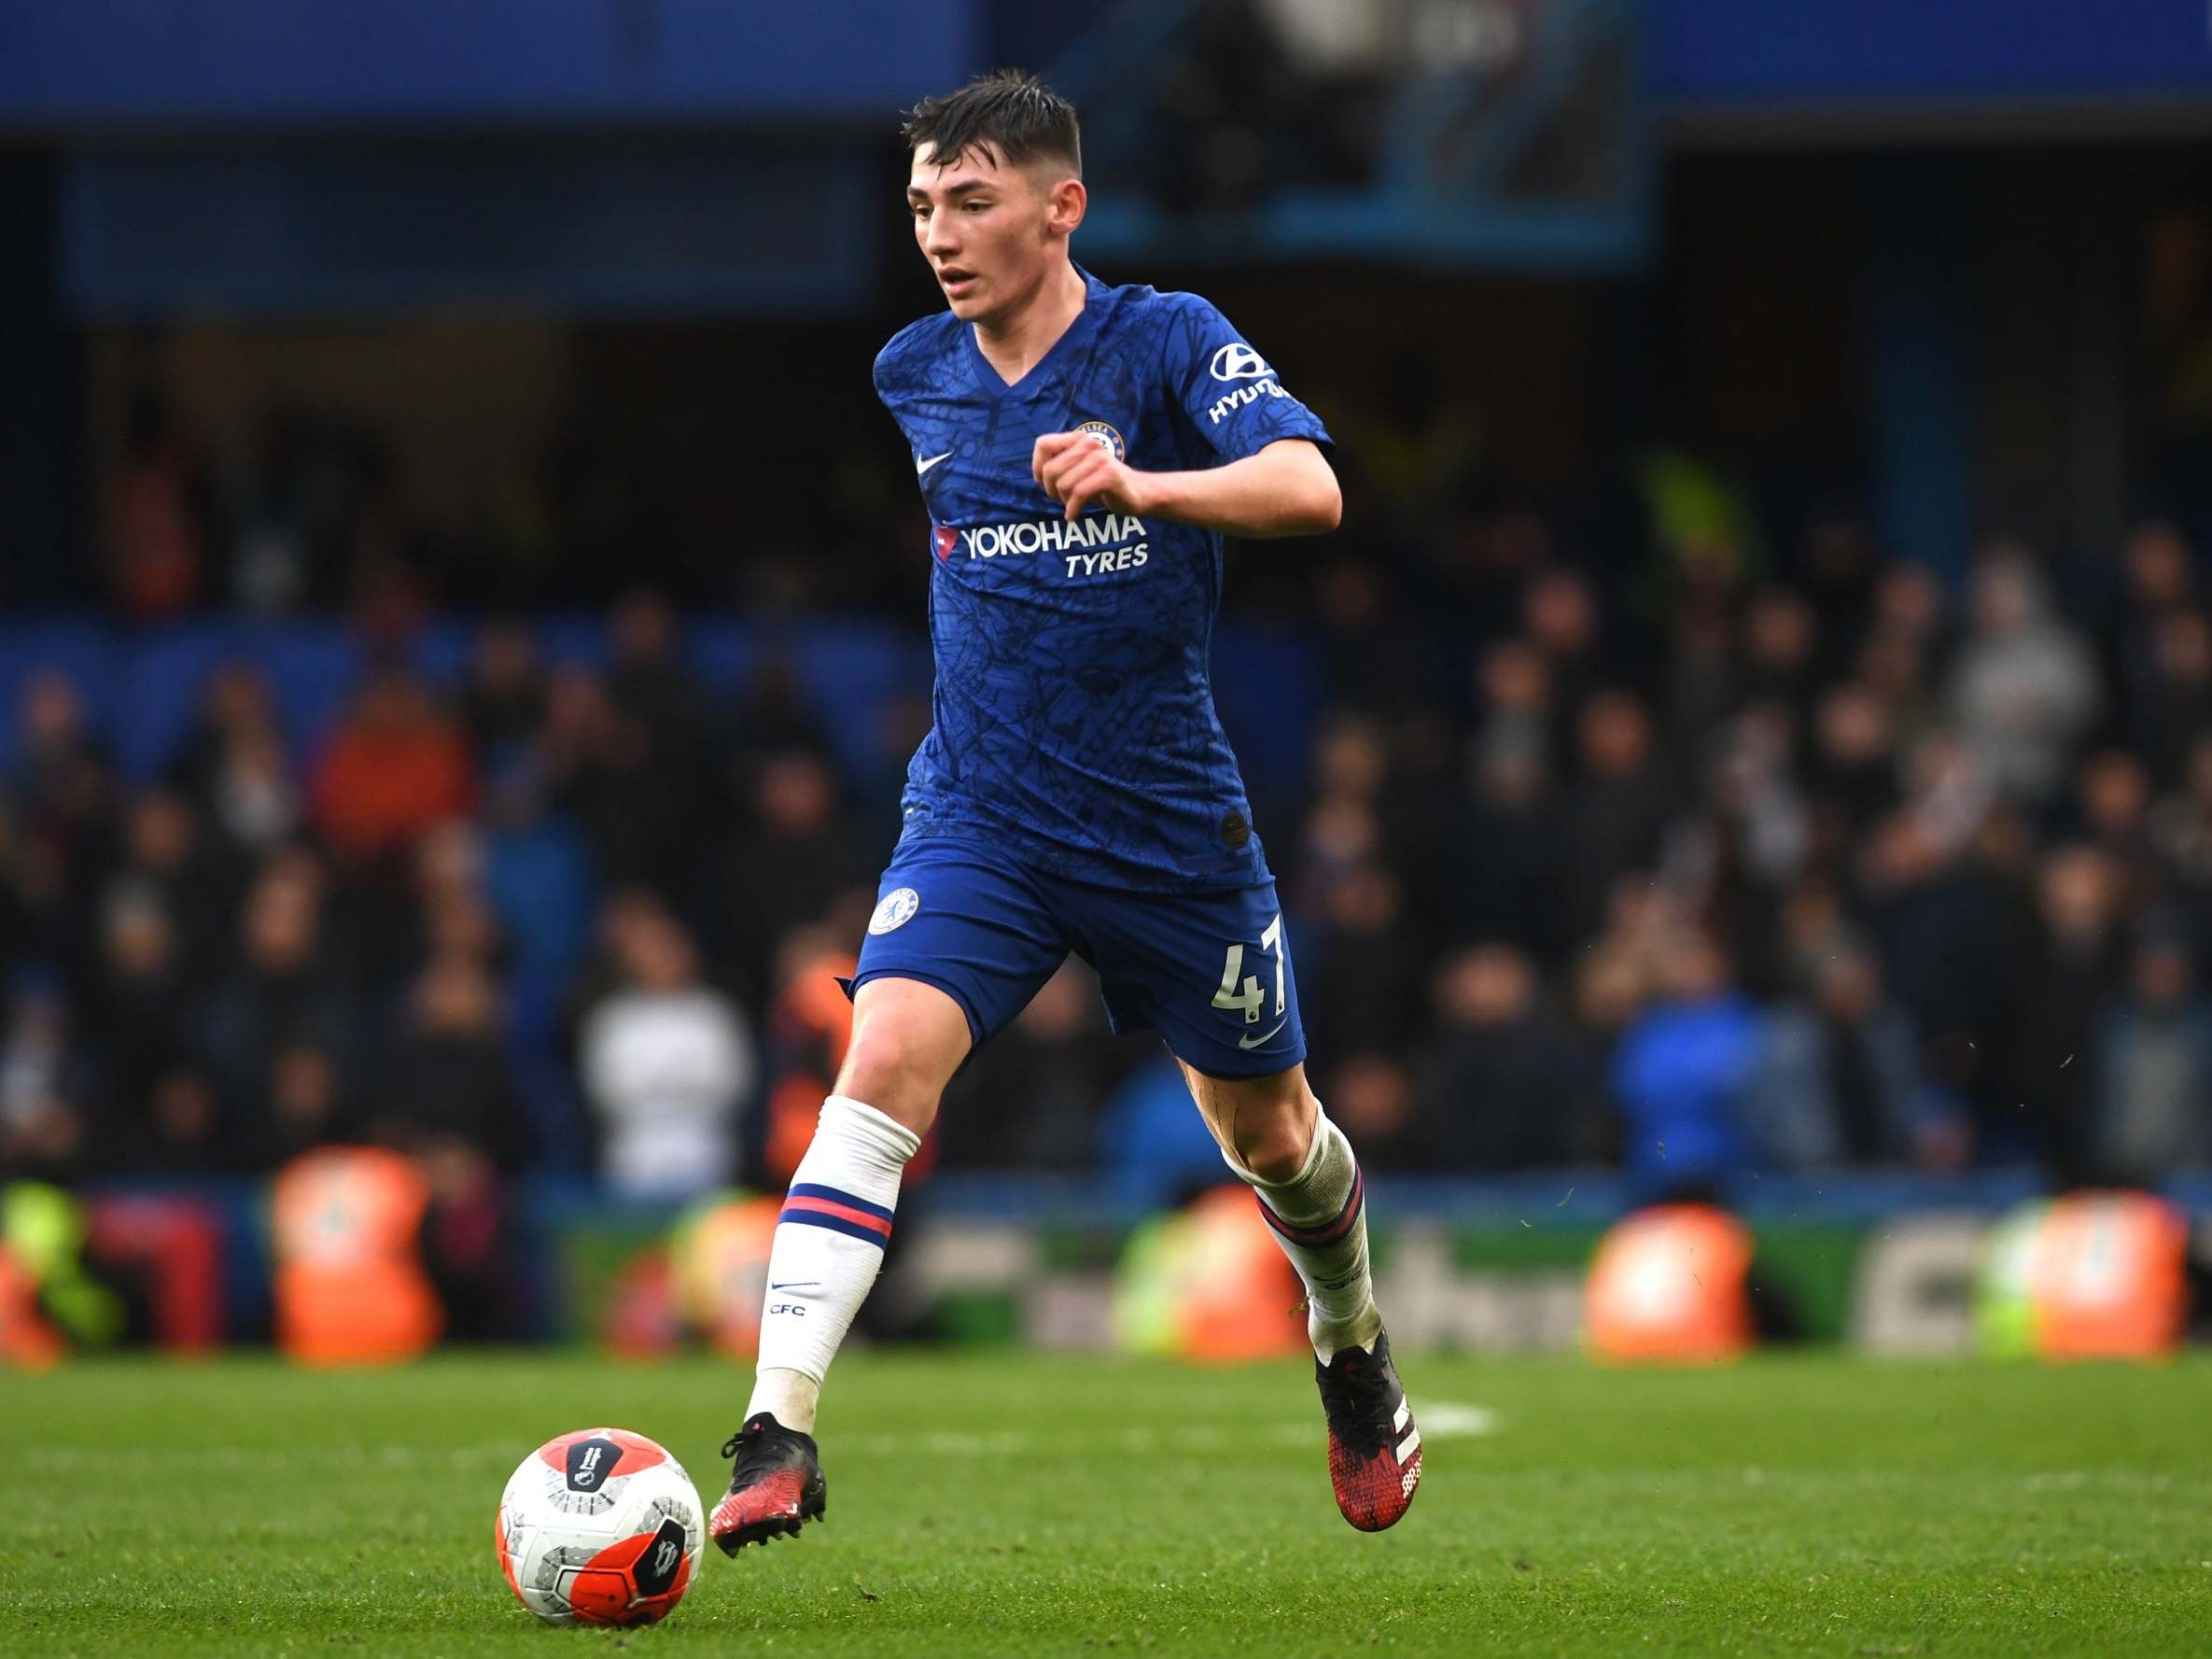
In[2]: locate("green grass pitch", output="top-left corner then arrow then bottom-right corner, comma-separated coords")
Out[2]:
3,1350 -> 2208,1656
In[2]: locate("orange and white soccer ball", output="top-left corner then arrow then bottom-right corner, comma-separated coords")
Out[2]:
496,1427 -> 703,1625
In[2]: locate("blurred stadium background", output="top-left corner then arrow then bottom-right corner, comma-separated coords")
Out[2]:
2,0 -> 2211,1370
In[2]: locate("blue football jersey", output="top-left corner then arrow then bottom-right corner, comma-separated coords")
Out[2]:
873,267 -> 1333,892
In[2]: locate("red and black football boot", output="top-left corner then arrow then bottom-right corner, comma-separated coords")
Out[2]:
709,1413 -> 827,1555
1315,1329 -> 1421,1531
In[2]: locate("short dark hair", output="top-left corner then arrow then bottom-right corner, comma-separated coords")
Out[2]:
902,68 -> 1081,177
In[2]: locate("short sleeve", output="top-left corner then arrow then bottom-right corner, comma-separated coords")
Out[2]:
1161,294 -> 1333,465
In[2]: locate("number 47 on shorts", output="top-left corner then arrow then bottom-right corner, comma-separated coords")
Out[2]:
1211,912 -> 1285,1026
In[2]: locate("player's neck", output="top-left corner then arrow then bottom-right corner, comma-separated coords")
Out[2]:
970,261 -> 1088,386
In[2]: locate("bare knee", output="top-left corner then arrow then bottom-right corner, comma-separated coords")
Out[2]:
833,977 -> 973,1136
1183,1064 -> 1318,1183
1238,1101 -> 1317,1182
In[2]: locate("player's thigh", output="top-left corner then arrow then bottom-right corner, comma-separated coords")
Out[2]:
841,842 -> 1070,1123
1069,871 -> 1310,1086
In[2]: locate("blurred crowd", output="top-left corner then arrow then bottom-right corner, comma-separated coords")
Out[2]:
9,501 -> 2212,1208
1279,514 -> 2212,1191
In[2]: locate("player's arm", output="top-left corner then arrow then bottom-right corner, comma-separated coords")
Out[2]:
1030,435 -> 1340,539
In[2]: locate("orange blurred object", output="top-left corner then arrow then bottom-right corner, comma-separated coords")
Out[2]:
762,951 -> 860,1188
678,1195 -> 783,1359
2030,1190 -> 2190,1361
0,1244 -> 64,1370
1176,1186 -> 1309,1363
272,1146 -> 442,1365
1584,1203 -> 1754,1364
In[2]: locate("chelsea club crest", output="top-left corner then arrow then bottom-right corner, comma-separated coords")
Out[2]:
869,887 -> 920,935
1073,419 -> 1126,461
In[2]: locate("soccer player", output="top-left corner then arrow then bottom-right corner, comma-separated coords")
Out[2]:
712,68 -> 1421,1550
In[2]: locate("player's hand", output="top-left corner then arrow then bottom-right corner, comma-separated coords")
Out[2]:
1032,431 -> 1154,521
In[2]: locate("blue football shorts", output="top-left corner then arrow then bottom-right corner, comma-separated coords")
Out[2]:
846,837 -> 1307,1080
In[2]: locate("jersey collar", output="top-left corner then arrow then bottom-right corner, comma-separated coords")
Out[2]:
962,266 -> 1108,400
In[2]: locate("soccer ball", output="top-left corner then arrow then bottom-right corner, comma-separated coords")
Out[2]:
496,1427 -> 704,1625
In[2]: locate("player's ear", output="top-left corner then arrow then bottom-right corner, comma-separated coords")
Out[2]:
1045,175 -> 1086,239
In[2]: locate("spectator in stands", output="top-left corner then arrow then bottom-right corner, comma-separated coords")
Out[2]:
1520,568 -> 1603,745
140,1068 -> 226,1174
1739,589 -> 1823,720
1687,704 -> 1812,984
2149,732 -> 2212,929
714,749 -> 869,1004
1289,790 -> 1384,937
1945,548 -> 2100,806
727,653 -> 836,758
1864,562 -> 1950,681
197,859 -> 359,1154
1314,558 -> 1440,719
1997,845 -> 2128,1169
1571,943 -> 1649,1131
579,893 -> 753,1200
1470,640 -> 1555,780
462,619 -> 549,764
606,588 -> 703,751
1303,842 -> 1419,1043
99,389 -> 212,620
541,646 -> 714,906
1610,930 -> 1760,1191
479,754 -> 596,1032
2088,921 -> 2212,1180
1562,690 -> 1671,945
312,665 -> 474,865
1796,501 -> 1881,669
938,961 -> 1127,1171
537,665 -> 626,851
2132,607 -> 2212,788
1307,712 -> 1390,818
169,666 -> 301,856
1806,682 -> 1902,851
358,954 -> 525,1337
2074,749 -> 2163,913
1324,1053 -> 1421,1171
1748,943 -> 1965,1171
1853,761 -> 2013,1131
0,967 -> 92,1181
1443,746 -> 1566,965
1414,945 -> 1593,1168
371,956 -> 519,1164
110,789 -> 235,985
411,824 -> 499,954
253,1039 -> 351,1172
8,670 -> 118,949
1661,603 -> 1735,777
88,885 -> 200,1164
2106,519 -> 2196,753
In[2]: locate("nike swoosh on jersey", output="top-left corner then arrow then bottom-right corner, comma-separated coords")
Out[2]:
916,451 -> 954,475
769,1281 -> 822,1292
1238,1017 -> 1291,1049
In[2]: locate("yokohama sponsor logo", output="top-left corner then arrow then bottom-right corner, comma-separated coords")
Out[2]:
959,513 -> 1147,559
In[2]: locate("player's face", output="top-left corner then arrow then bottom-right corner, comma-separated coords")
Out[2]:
907,143 -> 1076,325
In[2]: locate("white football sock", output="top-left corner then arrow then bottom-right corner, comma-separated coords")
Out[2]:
1230,1104 -> 1381,1363
747,1094 -> 920,1433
